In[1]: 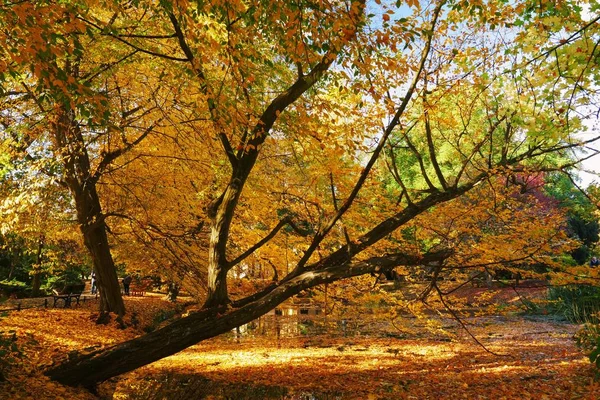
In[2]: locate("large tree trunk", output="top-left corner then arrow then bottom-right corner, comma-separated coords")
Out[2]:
53,108 -> 125,316
204,179 -> 245,309
80,208 -> 124,315
45,252 -> 437,388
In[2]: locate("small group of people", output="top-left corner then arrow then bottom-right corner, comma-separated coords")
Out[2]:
90,272 -> 133,295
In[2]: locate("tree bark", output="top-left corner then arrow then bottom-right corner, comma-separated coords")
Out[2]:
203,54 -> 338,308
79,207 -> 124,315
53,108 -> 125,316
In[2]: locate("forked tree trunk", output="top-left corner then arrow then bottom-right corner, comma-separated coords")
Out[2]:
203,177 -> 246,309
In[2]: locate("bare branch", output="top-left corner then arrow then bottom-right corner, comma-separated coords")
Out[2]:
77,16 -> 188,62
226,216 -> 309,269
434,283 -> 506,356
90,119 -> 162,183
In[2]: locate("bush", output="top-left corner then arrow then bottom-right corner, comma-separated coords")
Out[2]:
547,285 -> 600,323
41,271 -> 85,292
575,323 -> 600,379
0,280 -> 30,299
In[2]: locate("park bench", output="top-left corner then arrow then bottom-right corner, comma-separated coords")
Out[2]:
129,280 -> 152,297
52,283 -> 85,308
129,285 -> 146,296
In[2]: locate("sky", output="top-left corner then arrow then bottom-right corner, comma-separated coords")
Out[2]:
579,153 -> 600,187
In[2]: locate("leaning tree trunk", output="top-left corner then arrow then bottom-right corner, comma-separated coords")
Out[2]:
45,253 -> 424,388
44,178 -> 467,388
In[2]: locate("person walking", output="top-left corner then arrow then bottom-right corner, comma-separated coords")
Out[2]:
90,271 -> 97,295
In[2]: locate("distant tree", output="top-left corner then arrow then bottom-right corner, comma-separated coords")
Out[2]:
545,173 -> 599,264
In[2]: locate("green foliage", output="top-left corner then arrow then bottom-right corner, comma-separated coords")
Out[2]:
547,285 -> 600,323
544,173 -> 599,264
575,323 -> 600,379
0,279 -> 30,299
42,268 -> 85,291
0,233 -> 36,283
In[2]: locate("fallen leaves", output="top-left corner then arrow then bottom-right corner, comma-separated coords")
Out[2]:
1,294 -> 599,399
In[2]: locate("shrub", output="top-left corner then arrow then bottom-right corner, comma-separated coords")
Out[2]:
41,272 -> 84,292
0,280 -> 30,299
575,322 -> 600,379
547,285 -> 600,323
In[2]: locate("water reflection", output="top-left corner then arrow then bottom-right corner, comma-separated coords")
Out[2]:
233,306 -> 335,340
232,306 -> 399,340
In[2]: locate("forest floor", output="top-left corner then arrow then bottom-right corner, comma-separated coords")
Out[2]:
1,286 -> 599,400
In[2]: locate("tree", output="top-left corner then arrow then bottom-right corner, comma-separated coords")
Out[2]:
544,173 -> 599,263
0,1 -> 174,315
0,135 -> 85,296
0,0 -> 596,389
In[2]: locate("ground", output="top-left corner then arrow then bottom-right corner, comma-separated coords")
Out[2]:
0,286 -> 599,399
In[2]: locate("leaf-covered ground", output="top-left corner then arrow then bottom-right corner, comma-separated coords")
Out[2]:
1,293 -> 599,399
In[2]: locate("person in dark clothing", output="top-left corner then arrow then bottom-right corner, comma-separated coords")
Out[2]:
590,257 -> 599,267
122,275 -> 132,295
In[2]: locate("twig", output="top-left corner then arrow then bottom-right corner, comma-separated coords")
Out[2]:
434,284 -> 508,357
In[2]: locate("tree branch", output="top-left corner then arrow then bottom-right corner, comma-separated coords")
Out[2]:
90,120 -> 161,183
226,216 -> 309,269
291,0 -> 447,273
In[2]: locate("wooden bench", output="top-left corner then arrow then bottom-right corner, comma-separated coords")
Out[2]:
52,283 -> 85,308
129,285 -> 145,296
129,282 -> 152,297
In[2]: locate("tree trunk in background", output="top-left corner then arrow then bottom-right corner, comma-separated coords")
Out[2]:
31,239 -> 43,297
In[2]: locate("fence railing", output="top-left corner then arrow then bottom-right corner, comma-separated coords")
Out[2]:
0,295 -> 98,312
